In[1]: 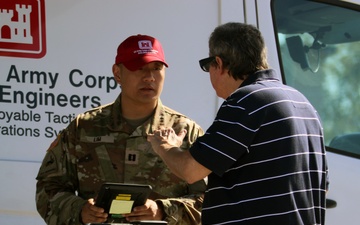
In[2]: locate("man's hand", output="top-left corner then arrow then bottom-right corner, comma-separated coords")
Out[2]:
81,198 -> 108,224
123,199 -> 164,222
147,128 -> 187,154
148,127 -> 210,184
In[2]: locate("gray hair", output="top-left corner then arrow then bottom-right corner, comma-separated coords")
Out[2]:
209,22 -> 269,80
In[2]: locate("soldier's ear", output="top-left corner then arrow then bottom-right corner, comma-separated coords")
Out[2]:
112,64 -> 121,84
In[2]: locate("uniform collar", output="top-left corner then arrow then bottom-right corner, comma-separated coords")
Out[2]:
109,93 -> 166,136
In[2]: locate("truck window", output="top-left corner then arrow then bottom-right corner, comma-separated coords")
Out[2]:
272,0 -> 360,158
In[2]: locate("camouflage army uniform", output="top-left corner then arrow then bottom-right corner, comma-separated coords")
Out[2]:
36,94 -> 205,225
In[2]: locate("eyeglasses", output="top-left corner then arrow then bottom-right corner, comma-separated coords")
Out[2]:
199,56 -> 216,72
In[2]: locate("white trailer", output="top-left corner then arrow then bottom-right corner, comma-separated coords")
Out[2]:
1,0 -> 359,224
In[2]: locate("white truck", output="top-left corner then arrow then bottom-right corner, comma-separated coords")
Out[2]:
0,0 -> 359,224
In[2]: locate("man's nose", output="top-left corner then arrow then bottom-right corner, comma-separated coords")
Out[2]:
143,70 -> 155,81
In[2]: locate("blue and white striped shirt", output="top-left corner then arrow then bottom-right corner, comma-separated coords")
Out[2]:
190,69 -> 327,225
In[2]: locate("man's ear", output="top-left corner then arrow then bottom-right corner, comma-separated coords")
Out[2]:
112,64 -> 121,84
215,56 -> 228,74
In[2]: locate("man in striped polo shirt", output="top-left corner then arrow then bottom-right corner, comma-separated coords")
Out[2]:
148,22 -> 328,225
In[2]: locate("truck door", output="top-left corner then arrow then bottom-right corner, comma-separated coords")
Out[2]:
271,0 -> 360,224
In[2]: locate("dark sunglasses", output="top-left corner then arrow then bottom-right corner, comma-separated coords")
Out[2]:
199,56 -> 216,72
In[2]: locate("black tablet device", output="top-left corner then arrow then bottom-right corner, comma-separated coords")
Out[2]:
95,183 -> 152,216
87,221 -> 167,225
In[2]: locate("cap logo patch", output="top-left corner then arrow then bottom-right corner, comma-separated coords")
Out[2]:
138,40 -> 152,49
134,40 -> 158,55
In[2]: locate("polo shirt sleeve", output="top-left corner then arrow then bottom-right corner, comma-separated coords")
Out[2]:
189,95 -> 263,176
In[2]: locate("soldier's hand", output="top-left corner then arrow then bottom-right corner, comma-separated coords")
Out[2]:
81,198 -> 108,224
123,199 -> 163,221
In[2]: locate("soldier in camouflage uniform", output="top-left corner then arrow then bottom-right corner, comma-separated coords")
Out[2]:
36,34 -> 206,225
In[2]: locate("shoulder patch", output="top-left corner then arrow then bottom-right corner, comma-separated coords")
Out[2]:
37,151 -> 58,178
47,133 -> 62,151
47,137 -> 59,151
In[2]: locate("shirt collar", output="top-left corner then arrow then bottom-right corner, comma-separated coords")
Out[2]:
240,69 -> 279,87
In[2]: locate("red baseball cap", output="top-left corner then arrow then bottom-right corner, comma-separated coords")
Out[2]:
115,34 -> 168,71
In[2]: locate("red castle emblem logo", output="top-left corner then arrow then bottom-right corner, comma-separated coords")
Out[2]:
0,0 -> 46,58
